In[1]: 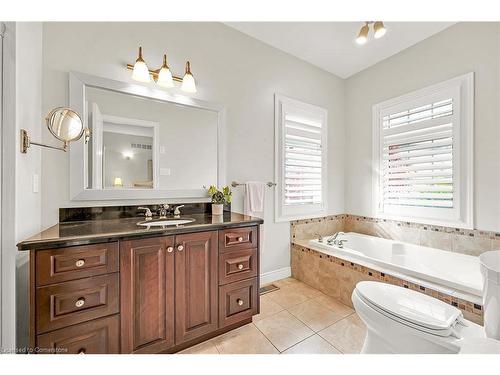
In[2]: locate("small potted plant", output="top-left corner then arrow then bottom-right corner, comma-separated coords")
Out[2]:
206,185 -> 232,215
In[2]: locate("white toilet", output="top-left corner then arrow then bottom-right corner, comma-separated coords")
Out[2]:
352,250 -> 500,354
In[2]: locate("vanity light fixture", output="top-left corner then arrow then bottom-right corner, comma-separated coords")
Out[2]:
126,47 -> 197,93
180,61 -> 197,93
131,47 -> 151,83
355,21 -> 387,45
157,54 -> 174,88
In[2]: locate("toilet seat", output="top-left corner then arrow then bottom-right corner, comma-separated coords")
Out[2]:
353,281 -> 500,353
355,281 -> 464,338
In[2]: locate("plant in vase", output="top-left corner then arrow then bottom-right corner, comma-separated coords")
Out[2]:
206,185 -> 232,215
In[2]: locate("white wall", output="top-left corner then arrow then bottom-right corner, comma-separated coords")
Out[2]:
41,22 -> 345,277
345,22 -> 500,232
14,22 -> 43,348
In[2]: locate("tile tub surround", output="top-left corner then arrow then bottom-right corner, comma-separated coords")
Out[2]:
290,243 -> 484,325
291,214 -> 500,257
178,277 -> 366,354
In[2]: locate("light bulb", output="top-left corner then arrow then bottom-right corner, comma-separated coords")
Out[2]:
374,21 -> 387,39
356,23 -> 369,45
157,54 -> 174,88
132,47 -> 151,83
181,61 -> 197,93
113,177 -> 123,187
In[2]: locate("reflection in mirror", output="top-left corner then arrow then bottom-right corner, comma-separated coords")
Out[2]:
85,87 -> 218,191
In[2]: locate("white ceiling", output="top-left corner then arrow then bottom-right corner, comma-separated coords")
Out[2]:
225,22 -> 455,78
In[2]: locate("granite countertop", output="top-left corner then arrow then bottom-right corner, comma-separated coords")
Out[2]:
17,212 -> 263,251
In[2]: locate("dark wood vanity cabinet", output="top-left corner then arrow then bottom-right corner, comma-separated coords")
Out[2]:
28,224 -> 260,354
120,236 -> 175,354
174,231 -> 218,344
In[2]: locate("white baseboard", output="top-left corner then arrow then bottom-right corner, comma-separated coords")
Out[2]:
260,267 -> 291,286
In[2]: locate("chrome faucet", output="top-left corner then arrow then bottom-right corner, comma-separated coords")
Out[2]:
315,233 -> 324,243
173,205 -> 185,217
138,207 -> 153,220
327,232 -> 346,246
158,204 -> 170,219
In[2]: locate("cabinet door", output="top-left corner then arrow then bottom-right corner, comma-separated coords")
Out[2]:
175,231 -> 218,344
120,236 -> 175,353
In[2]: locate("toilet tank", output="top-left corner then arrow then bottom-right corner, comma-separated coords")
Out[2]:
479,251 -> 500,340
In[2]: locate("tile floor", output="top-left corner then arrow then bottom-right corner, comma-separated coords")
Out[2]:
179,277 -> 367,354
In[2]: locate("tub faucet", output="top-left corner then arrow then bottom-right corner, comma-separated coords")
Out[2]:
327,232 -> 345,246
315,233 -> 323,243
336,239 -> 348,248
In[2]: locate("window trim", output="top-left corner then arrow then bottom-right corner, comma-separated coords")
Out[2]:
372,73 -> 474,229
275,94 -> 328,222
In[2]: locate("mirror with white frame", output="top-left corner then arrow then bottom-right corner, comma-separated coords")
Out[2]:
69,72 -> 225,201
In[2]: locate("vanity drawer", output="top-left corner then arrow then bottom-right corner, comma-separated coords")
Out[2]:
218,278 -> 258,328
219,248 -> 257,285
219,226 -> 258,252
36,314 -> 120,354
36,274 -> 119,334
36,242 -> 119,286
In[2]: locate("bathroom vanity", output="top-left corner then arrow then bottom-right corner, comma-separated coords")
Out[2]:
17,206 -> 262,354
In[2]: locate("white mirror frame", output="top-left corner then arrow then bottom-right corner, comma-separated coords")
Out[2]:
69,71 -> 226,201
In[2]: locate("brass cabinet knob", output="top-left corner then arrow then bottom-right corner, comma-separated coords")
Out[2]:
237,299 -> 244,306
237,264 -> 244,270
77,348 -> 86,354
177,245 -> 184,252
75,297 -> 85,308
237,237 -> 244,242
75,259 -> 85,268
167,246 -> 174,253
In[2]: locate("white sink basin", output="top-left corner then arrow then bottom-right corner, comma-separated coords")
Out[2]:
137,218 -> 195,228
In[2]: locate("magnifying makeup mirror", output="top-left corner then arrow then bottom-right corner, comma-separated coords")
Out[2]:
20,107 -> 90,153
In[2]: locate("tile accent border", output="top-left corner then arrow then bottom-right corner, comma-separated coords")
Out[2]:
291,213 -> 499,257
291,243 -> 484,325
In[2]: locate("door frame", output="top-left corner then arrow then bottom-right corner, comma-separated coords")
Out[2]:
1,21 -> 17,351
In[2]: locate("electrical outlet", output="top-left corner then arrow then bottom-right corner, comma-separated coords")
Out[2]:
33,173 -> 39,193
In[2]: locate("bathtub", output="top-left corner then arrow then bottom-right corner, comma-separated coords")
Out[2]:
308,232 -> 483,298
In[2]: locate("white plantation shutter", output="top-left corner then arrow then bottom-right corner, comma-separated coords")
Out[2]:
275,95 -> 327,221
373,73 -> 474,228
382,98 -> 454,209
284,114 -> 323,205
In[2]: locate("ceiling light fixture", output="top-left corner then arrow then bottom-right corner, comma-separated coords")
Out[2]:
127,47 -> 197,93
373,21 -> 387,39
356,22 -> 369,45
355,21 -> 387,45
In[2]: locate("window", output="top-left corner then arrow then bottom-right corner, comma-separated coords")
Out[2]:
275,94 -> 327,222
372,73 -> 474,228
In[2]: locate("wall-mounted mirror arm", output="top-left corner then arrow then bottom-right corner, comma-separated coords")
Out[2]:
20,107 -> 90,154
20,129 -> 68,153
